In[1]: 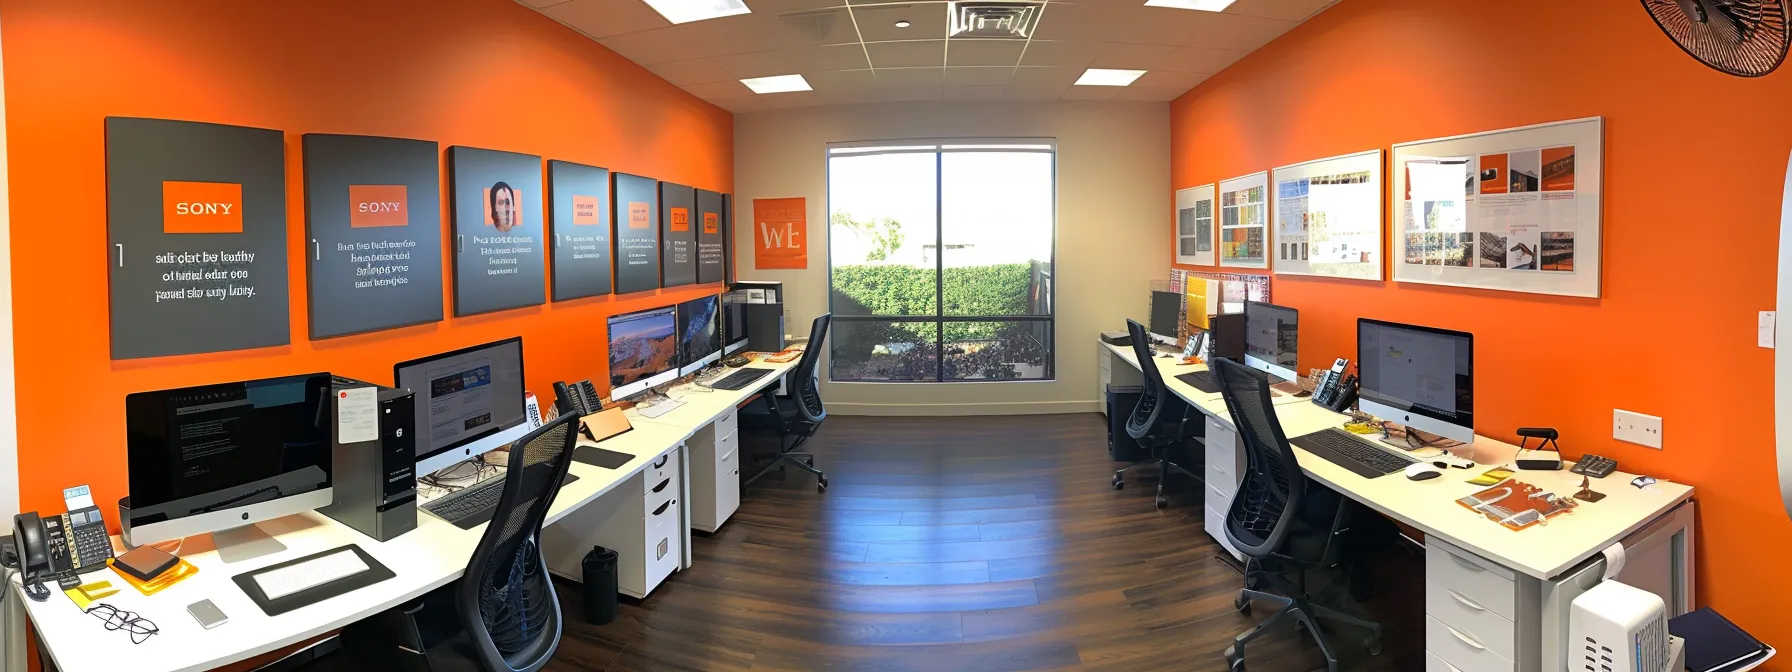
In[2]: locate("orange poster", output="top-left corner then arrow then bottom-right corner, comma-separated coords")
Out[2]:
348,184 -> 408,228
162,181 -> 243,234
571,195 -> 600,225
753,197 -> 807,270
670,207 -> 690,232
1540,146 -> 1575,192
703,212 -> 719,234
1477,153 -> 1509,195
628,202 -> 650,229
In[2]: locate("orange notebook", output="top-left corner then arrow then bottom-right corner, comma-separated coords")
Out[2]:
109,557 -> 199,596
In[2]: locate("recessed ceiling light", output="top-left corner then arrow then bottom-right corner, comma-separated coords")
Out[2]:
642,0 -> 751,24
741,74 -> 813,94
1074,68 -> 1147,86
1143,0 -> 1237,11
895,20 -> 912,28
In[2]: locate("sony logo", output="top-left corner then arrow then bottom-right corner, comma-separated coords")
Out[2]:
174,202 -> 234,216
358,202 -> 403,213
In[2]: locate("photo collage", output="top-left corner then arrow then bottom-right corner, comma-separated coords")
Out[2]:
1276,170 -> 1375,268
1177,199 -> 1214,257
1220,184 -> 1266,265
1402,145 -> 1576,274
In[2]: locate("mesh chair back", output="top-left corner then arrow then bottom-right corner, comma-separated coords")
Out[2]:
1211,358 -> 1306,559
456,413 -> 579,672
792,313 -> 831,423
1124,319 -> 1165,440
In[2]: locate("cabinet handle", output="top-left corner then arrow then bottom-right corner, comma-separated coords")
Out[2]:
652,501 -> 671,516
1446,590 -> 1486,612
1449,553 -> 1486,573
1444,624 -> 1485,651
652,478 -> 671,493
653,455 -> 669,469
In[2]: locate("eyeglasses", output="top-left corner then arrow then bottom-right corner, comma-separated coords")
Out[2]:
85,604 -> 158,644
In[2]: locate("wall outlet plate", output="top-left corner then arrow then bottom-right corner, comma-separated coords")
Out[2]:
1614,409 -> 1663,449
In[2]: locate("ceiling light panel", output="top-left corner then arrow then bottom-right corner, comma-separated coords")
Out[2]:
741,74 -> 813,93
642,0 -> 751,25
949,2 -> 1044,39
1142,0 -> 1237,11
1074,68 -> 1146,86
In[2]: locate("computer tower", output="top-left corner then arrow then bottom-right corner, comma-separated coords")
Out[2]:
1106,386 -> 1146,462
746,304 -> 784,352
1209,312 -> 1246,361
319,377 -> 417,542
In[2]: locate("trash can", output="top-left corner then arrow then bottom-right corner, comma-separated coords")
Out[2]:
582,546 -> 620,625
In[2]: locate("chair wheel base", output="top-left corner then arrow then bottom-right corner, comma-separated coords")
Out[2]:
1154,496 -> 1167,508
1364,637 -> 1381,656
817,476 -> 828,493
1233,595 -> 1251,615
1224,645 -> 1244,671
1111,476 -> 1124,490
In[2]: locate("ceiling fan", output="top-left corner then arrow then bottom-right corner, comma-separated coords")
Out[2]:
1641,0 -> 1790,76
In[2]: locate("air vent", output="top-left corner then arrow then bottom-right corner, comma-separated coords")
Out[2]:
949,2 -> 1044,39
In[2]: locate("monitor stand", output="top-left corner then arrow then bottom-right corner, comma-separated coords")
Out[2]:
211,522 -> 288,564
633,389 -> 686,419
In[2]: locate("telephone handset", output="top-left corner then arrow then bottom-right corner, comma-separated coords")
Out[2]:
1312,358 -> 1358,413
555,380 -> 608,441
577,381 -> 602,413
10,506 -> 116,601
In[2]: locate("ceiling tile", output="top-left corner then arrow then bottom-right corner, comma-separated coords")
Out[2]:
727,90 -> 825,112
809,68 -> 881,94
751,0 -> 852,12
947,39 -> 1025,66
819,87 -> 884,106
600,9 -> 857,63
1005,66 -> 1075,99
877,85 -> 945,102
1112,86 -> 1186,102
865,40 -> 946,67
1019,40 -> 1099,68
718,44 -> 871,78
1090,42 -> 1177,69
943,85 -> 1010,101
1227,0 -> 1339,22
873,67 -> 946,87
1059,85 -> 1120,101
540,0 -> 670,40
1035,4 -> 1235,46
853,4 -> 951,42
682,80 -> 754,101
1134,69 -> 1208,90
943,66 -> 1016,86
519,0 -> 574,7
1157,46 -> 1244,73
1178,11 -> 1297,51
647,58 -> 734,86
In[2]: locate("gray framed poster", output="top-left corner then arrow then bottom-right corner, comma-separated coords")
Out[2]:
547,160 -> 612,301
448,146 -> 545,316
302,134 -> 444,339
723,193 -> 735,285
613,173 -> 660,295
104,117 -> 290,359
660,182 -> 696,288
696,189 -> 724,284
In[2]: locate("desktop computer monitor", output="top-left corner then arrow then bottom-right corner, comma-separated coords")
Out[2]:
722,291 -> 749,355
609,305 -> 679,400
125,372 -> 335,559
1148,290 -> 1182,345
677,294 -> 722,376
1357,318 -> 1475,445
1243,301 -> 1299,382
395,337 -> 531,477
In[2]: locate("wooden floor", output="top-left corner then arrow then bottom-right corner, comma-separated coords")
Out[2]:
546,414 -> 1423,672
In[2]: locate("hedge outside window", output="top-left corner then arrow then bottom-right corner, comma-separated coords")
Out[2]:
827,142 -> 1055,383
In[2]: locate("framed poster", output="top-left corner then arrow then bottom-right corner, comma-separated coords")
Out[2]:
302,134 -> 444,339
105,117 -> 290,359
1218,171 -> 1269,269
1271,150 -> 1383,281
659,182 -> 696,288
612,172 -> 660,294
547,160 -> 612,301
753,197 -> 808,270
1390,117 -> 1602,298
1174,183 -> 1215,266
696,189 -> 725,284
447,146 -> 545,316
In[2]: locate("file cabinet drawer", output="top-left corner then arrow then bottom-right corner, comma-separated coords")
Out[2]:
1426,580 -> 1515,660
716,410 -> 738,441
1206,469 -> 1235,506
1425,616 -> 1514,672
1204,504 -> 1242,560
1426,652 -> 1466,672
646,446 -> 681,493
645,470 -> 678,510
1425,541 -> 1516,621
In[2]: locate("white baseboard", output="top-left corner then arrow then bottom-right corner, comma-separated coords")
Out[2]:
828,400 -> 1102,416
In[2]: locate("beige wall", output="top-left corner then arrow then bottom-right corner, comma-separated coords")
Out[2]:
732,100 -> 1170,415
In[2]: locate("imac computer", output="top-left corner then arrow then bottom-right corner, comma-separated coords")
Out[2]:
395,337 -> 532,477
722,291 -> 749,356
609,305 -> 680,406
677,294 -> 722,376
1243,301 -> 1299,383
126,372 -> 335,562
1357,318 -> 1475,445
1147,290 -> 1182,347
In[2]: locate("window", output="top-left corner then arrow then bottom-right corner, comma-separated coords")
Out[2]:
827,141 -> 1055,382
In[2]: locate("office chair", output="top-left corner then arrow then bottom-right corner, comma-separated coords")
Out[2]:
743,312 -> 832,492
1111,319 -> 1200,509
342,413 -> 580,672
1210,358 -> 1381,672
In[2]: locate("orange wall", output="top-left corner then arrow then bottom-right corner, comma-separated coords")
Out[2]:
1,0 -> 732,524
1171,0 -> 1791,645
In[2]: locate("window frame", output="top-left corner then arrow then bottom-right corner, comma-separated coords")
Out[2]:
824,139 -> 1058,384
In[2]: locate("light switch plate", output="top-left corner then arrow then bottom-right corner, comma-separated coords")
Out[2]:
1762,311 -> 1776,349
1614,409 -> 1662,449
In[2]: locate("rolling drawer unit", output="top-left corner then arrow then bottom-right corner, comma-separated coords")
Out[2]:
543,445 -> 685,598
689,409 -> 742,533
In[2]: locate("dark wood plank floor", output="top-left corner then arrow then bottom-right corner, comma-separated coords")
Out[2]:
547,414 -> 1423,672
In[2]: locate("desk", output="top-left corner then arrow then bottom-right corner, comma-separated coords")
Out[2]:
14,357 -> 797,672
1101,341 -> 1697,672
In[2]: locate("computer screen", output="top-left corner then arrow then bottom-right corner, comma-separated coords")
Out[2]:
394,337 -> 530,475
125,372 -> 334,537
609,305 -> 679,400
677,294 -> 722,375
1148,290 -> 1181,345
1357,318 -> 1475,444
1243,301 -> 1299,381
722,291 -> 749,355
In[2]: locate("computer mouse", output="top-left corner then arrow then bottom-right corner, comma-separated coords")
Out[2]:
1404,463 -> 1443,481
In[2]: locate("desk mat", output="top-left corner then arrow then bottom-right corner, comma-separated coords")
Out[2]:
232,544 -> 395,617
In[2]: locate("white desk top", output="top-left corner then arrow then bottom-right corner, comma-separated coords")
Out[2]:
16,356 -> 796,672
1104,342 -> 1695,581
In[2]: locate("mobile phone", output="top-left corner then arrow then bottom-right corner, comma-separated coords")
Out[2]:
188,599 -> 227,629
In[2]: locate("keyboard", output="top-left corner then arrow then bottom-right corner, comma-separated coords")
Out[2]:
1176,371 -> 1220,394
422,472 -> 581,530
1290,428 -> 1418,478
252,548 -> 370,600
711,367 -> 775,391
